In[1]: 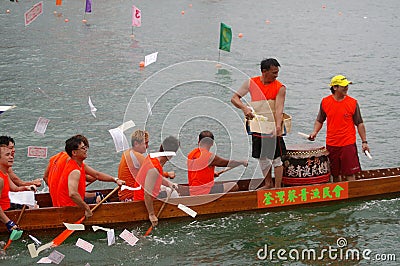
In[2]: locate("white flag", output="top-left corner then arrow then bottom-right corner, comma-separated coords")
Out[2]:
144,52 -> 158,67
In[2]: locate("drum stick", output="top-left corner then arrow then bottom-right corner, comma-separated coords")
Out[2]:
365,150 -> 373,159
298,132 -> 310,139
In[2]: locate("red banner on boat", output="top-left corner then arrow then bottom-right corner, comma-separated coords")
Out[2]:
257,182 -> 348,208
24,1 -> 43,26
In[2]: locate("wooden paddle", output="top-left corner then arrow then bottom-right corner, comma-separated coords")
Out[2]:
144,189 -> 172,237
51,186 -> 119,247
3,205 -> 27,251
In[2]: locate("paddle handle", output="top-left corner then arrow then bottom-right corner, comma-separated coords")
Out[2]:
216,167 -> 233,176
144,189 -> 172,236
16,205 -> 27,225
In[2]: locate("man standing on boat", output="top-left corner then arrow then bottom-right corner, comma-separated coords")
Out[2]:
118,130 -> 176,201
308,75 -> 370,182
0,145 -> 36,232
133,136 -> 179,227
187,130 -> 247,195
56,135 -> 124,218
0,136 -> 42,189
231,58 -> 287,189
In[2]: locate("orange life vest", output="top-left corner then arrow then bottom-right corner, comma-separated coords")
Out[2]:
0,171 -> 10,211
187,148 -> 215,195
47,152 -> 69,206
56,159 -> 86,207
133,155 -> 163,201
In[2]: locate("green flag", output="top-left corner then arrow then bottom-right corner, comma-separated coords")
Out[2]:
219,22 -> 232,52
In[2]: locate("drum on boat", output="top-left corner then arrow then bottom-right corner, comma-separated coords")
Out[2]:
282,144 -> 330,186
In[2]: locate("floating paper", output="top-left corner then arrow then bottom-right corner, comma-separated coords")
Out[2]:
24,1 -> 43,26
88,96 -> 97,118
121,185 -> 141,191
178,204 -> 197,218
9,191 -> 35,206
92,225 -> 111,232
34,117 -> 50,135
28,242 -> 53,258
107,229 -> 115,246
29,234 -> 42,245
28,146 -> 48,158
144,52 -> 158,67
145,97 -> 152,116
37,257 -> 52,264
150,151 -> 176,158
48,250 -> 65,264
63,222 -> 85,231
108,127 -> 129,152
0,105 -> 16,115
119,229 -> 139,246
76,238 -> 94,253
118,120 -> 135,132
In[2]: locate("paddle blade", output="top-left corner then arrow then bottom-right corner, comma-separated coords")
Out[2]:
144,225 -> 153,237
52,216 -> 85,247
10,229 -> 23,240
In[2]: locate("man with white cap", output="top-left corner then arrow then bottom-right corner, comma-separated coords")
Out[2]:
309,75 -> 370,182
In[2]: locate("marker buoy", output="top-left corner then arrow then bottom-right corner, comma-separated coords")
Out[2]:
139,61 -> 145,68
64,18 -> 69,22
238,33 -> 243,38
181,10 -> 185,15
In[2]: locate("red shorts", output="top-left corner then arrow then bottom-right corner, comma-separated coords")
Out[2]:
326,143 -> 361,177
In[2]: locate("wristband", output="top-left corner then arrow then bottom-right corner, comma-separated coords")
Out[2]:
362,141 -> 368,144
6,220 -> 16,232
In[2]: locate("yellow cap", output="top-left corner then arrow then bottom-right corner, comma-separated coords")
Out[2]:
330,75 -> 352,87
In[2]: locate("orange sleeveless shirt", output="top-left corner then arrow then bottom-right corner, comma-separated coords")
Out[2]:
133,156 -> 163,201
118,150 -> 145,201
322,95 -> 357,146
47,151 -> 69,206
56,159 -> 86,207
0,171 -> 10,211
187,148 -> 215,195
249,77 -> 284,101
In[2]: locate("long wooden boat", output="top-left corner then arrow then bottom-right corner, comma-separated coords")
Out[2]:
2,167 -> 400,234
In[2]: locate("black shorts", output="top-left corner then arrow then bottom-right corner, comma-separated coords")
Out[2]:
252,135 -> 286,159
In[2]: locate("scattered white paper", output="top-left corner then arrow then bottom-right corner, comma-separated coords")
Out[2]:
37,257 -> 52,264
145,97 -> 152,116
108,127 -> 130,152
34,117 -> 50,135
9,191 -> 35,206
121,185 -> 142,191
178,204 -> 197,218
365,150 -> 373,159
107,229 -> 115,246
28,242 -> 53,258
29,234 -> 42,245
150,151 -> 176,158
63,222 -> 85,231
88,96 -> 97,118
144,52 -> 158,67
76,238 -> 94,253
119,229 -> 139,246
118,120 -> 135,132
92,225 -> 111,232
0,105 -> 16,115
24,1 -> 43,26
27,146 -> 48,158
47,250 -> 65,264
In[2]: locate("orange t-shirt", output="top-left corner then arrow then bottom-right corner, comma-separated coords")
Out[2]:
187,148 -> 215,196
321,95 -> 357,147
249,77 -> 284,101
0,171 -> 10,211
47,152 -> 69,206
117,150 -> 145,201
133,156 -> 163,201
56,159 -> 86,207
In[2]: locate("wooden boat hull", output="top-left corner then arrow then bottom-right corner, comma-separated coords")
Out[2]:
3,167 -> 400,233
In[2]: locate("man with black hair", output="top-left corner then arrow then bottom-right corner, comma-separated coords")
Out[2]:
187,130 -> 247,196
231,58 -> 287,189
